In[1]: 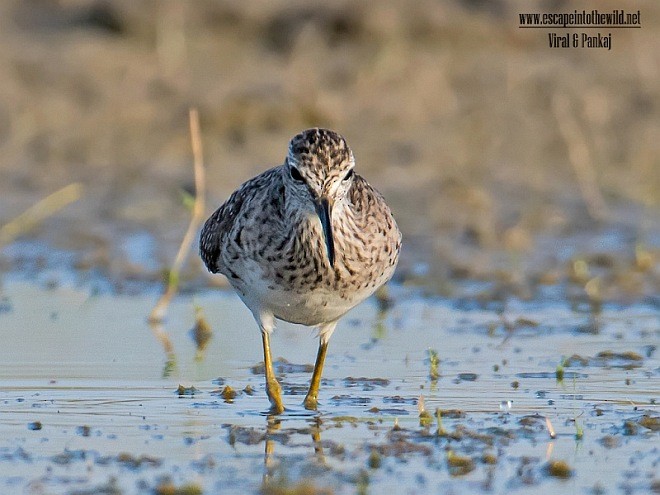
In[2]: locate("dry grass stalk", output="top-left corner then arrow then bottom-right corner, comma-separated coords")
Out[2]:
148,319 -> 177,377
545,416 -> 556,439
0,182 -> 84,247
552,94 -> 608,221
149,108 -> 206,323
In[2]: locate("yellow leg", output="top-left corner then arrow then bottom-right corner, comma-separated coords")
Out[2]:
262,331 -> 284,414
303,339 -> 329,410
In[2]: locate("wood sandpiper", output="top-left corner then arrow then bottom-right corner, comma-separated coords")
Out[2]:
200,128 -> 401,413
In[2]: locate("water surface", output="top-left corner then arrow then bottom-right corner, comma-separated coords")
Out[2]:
0,281 -> 658,494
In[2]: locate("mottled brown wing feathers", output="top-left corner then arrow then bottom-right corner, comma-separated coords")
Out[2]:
200,193 -> 239,273
199,167 -> 282,274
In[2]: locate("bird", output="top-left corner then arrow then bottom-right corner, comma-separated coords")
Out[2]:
199,128 -> 401,414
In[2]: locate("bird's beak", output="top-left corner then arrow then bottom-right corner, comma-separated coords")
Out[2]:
315,197 -> 335,268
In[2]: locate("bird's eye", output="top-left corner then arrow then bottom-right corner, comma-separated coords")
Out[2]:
290,167 -> 304,183
343,169 -> 354,181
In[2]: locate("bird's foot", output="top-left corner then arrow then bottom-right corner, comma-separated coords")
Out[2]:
303,394 -> 318,411
266,378 -> 285,414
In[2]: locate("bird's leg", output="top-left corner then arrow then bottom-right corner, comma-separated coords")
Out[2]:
261,331 -> 284,414
304,322 -> 336,410
303,338 -> 328,410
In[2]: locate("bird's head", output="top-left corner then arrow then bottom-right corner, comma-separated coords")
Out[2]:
284,128 -> 356,268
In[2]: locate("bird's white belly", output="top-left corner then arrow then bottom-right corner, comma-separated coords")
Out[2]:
230,263 -> 371,326
258,283 -> 368,326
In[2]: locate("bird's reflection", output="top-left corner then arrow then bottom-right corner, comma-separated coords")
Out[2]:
263,413 -> 326,485
264,415 -> 280,480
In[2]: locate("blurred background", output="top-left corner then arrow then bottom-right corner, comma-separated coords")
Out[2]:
0,0 -> 657,301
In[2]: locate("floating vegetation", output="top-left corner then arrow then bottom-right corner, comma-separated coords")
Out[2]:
446,451 -> 475,476
418,410 -> 433,427
636,415 -> 660,432
372,439 -> 433,458
367,449 -> 382,469
417,396 -> 433,427
27,421 -> 42,431
261,477 -> 333,495
50,450 -> 88,465
595,350 -> 643,362
518,415 -> 545,428
427,349 -> 440,380
435,408 -> 447,436
153,481 -> 203,495
600,435 -> 621,449
176,385 -> 200,396
220,385 -> 237,402
556,356 -> 566,382
76,425 -> 91,437
563,351 -> 645,369
115,452 -> 162,470
330,416 -> 359,426
621,415 -> 660,435
545,460 -> 573,479
622,420 -> 639,436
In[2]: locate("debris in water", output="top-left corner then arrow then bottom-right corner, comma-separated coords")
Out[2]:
116,452 -> 162,469
76,425 -> 91,437
368,449 -> 382,469
545,417 -> 556,439
556,357 -> 566,382
418,396 -> 433,427
435,408 -> 447,436
447,451 -> 475,476
427,349 -> 440,380
545,460 -> 573,479
220,385 -> 237,402
176,385 -> 200,396
636,415 -> 660,432
154,481 -> 203,495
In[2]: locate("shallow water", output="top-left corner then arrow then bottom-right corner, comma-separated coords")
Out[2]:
0,281 -> 658,494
